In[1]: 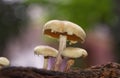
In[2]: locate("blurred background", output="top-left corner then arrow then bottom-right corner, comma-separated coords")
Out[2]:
0,0 -> 120,69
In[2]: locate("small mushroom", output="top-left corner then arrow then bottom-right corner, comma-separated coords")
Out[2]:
61,47 -> 88,72
43,20 -> 86,71
0,57 -> 10,69
34,45 -> 58,70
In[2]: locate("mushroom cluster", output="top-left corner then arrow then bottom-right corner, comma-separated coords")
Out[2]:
34,20 -> 88,72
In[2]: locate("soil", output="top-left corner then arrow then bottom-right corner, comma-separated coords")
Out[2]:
0,62 -> 120,78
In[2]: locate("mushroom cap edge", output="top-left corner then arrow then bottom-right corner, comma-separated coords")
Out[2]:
34,45 -> 58,57
61,47 -> 88,58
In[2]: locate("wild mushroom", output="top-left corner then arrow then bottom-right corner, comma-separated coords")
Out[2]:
61,47 -> 88,72
43,20 -> 86,71
0,57 -> 10,69
34,45 -> 58,70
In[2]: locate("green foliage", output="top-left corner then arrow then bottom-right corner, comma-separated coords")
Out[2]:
26,0 -> 114,29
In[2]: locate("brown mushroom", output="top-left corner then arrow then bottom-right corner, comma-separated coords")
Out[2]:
34,45 -> 58,70
43,20 -> 86,71
61,47 -> 88,72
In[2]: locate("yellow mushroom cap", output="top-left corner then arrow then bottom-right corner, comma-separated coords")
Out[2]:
34,45 -> 58,57
62,47 -> 88,58
0,57 -> 10,67
43,20 -> 86,43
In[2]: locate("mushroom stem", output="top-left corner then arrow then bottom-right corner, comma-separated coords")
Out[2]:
64,58 -> 74,72
53,35 -> 67,71
43,57 -> 48,70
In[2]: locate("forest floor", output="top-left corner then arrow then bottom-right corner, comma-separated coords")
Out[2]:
0,62 -> 120,78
